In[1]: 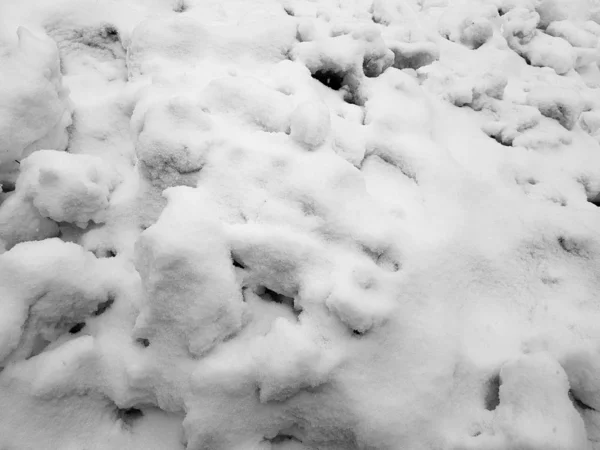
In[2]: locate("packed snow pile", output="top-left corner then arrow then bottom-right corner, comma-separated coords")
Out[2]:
1,0 -> 600,448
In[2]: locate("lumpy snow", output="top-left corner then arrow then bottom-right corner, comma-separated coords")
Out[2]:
1,0 -> 600,449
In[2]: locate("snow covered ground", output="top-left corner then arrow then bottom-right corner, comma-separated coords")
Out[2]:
1,0 -> 600,448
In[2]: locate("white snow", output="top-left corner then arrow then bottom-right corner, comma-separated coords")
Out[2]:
1,0 -> 600,448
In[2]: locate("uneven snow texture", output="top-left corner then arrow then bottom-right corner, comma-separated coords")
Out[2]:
1,0 -> 600,449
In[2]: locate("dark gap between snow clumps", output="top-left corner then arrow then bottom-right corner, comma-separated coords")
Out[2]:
93,296 -> 115,316
115,407 -> 144,427
484,373 -> 501,411
569,389 -> 598,412
136,338 -> 150,348
312,69 -> 345,91
69,322 -> 85,334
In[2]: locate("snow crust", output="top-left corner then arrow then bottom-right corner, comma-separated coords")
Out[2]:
1,0 -> 600,448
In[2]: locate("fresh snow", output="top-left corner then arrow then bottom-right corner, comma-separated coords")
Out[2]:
1,0 -> 600,449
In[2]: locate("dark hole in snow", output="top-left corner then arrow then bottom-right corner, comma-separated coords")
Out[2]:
312,69 -> 345,91
116,407 -> 144,427
589,192 -> 600,206
136,337 -> 150,347
103,25 -> 119,42
528,178 -> 537,185
257,286 -> 296,310
107,249 -> 117,257
283,6 -> 294,16
569,389 -> 597,412
267,433 -> 303,444
232,253 -> 246,269
255,285 -> 302,319
69,322 -> 86,334
472,431 -> 482,437
93,296 -> 115,316
352,329 -> 365,337
1,181 -> 15,193
484,374 -> 501,411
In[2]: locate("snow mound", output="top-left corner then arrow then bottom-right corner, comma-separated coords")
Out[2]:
18,150 -> 120,227
0,27 -> 72,184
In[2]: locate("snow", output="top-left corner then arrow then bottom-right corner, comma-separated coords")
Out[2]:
0,27 -> 72,183
1,0 -> 600,448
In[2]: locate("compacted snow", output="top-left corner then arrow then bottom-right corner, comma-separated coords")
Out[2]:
1,0 -> 600,448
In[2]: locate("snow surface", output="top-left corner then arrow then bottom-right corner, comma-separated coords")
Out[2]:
1,0 -> 600,448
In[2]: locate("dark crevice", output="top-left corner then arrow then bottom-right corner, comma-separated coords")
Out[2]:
255,285 -> 302,319
115,407 -> 144,427
489,132 -> 513,147
312,69 -> 345,91
103,26 -> 119,42
569,389 -> 598,412
484,373 -> 501,411
257,286 -> 296,310
136,338 -> 150,348
232,253 -> 246,269
557,236 -> 587,257
1,181 -> 15,193
267,433 -> 303,444
93,296 -> 115,316
69,322 -> 86,334
283,6 -> 294,16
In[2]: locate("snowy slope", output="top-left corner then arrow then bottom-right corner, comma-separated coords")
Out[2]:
1,0 -> 600,448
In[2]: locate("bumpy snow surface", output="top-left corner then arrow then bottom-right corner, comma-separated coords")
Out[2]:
2,0 -> 600,448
